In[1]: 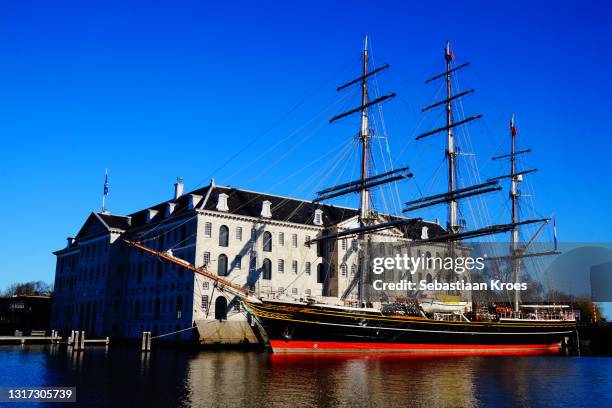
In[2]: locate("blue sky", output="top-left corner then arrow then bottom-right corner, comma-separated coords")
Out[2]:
0,0 -> 611,296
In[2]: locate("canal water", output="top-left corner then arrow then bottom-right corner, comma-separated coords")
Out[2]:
1,345 -> 611,407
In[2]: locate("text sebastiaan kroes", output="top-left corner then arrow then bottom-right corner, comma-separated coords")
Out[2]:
371,254 -> 528,292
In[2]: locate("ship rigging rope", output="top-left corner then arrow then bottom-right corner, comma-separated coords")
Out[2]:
227,85 -> 359,184
155,134 -> 358,256
131,50 -> 475,304
136,85 -> 359,246
151,136 -> 358,258
159,139 -> 358,250
369,47 -> 404,215
188,55 -> 360,192
134,55 -> 359,241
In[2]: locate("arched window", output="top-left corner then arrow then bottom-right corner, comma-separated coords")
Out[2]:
215,296 -> 228,320
262,258 -> 272,280
263,231 -> 272,252
218,254 -> 228,276
219,225 -> 229,247
341,263 -> 348,277
176,296 -> 183,319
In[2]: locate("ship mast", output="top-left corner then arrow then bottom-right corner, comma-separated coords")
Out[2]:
489,115 -> 561,312
359,36 -> 370,223
411,43 -> 485,230
445,42 -> 458,233
316,36 -> 404,304
509,114 -> 521,311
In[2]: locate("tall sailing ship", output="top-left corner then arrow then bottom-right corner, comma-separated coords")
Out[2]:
125,38 -> 577,356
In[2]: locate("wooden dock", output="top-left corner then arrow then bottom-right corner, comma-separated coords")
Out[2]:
0,335 -> 61,344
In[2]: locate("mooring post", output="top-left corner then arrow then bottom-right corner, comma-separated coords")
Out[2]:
79,331 -> 85,351
72,331 -> 79,350
141,331 -> 151,352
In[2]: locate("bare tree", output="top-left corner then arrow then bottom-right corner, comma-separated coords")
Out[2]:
2,281 -> 53,296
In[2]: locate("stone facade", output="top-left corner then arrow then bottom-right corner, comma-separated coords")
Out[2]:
50,180 -> 447,343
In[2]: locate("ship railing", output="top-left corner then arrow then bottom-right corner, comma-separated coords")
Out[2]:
498,311 -> 578,321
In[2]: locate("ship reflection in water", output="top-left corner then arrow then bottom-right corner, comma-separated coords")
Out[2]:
2,345 -> 611,407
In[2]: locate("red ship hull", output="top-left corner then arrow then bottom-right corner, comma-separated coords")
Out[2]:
270,340 -> 562,356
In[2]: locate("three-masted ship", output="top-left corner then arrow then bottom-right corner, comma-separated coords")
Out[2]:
125,38 -> 577,356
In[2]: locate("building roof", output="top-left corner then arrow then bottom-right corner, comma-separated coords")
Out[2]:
98,213 -> 131,230
58,181 -> 447,253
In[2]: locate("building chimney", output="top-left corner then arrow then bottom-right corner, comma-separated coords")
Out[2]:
174,177 -> 184,200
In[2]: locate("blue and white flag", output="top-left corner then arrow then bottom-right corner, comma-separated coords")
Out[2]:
103,169 -> 109,196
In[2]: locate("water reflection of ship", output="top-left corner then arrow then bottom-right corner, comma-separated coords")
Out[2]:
124,38 -> 577,356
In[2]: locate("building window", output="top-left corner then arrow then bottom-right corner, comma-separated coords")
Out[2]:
278,259 -> 284,273
176,296 -> 183,319
219,225 -> 229,247
233,255 -> 242,269
305,289 -> 311,295
314,209 -> 323,226
341,263 -> 348,277
203,252 -> 211,267
201,295 -> 209,311
317,264 -> 324,283
261,200 -> 272,218
352,240 -> 358,251
292,260 -> 298,274
263,231 -> 272,252
305,262 -> 311,275
249,255 -> 257,273
279,232 -> 284,246
218,254 -> 228,276
216,193 -> 229,212
291,288 -> 298,295
251,227 -> 257,241
341,239 -> 347,250
203,281 -> 209,290
236,227 -> 242,241
305,235 -> 311,248
292,234 -> 298,248
204,222 -> 212,238
263,258 -> 272,280
278,287 -> 284,293
215,296 -> 227,320
351,264 -> 357,276
234,302 -> 240,311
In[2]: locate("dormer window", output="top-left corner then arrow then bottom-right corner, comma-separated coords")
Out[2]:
216,193 -> 229,212
421,226 -> 429,240
188,194 -> 202,210
261,200 -> 272,218
314,209 -> 323,226
166,202 -> 177,217
146,209 -> 159,223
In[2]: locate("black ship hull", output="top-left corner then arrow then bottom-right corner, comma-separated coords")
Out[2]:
244,300 -> 576,356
